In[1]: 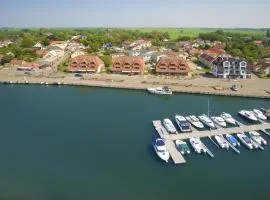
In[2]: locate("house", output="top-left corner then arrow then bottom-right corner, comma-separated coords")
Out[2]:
70,55 -> 105,73
17,62 -> 41,71
50,41 -> 67,50
212,56 -> 251,79
205,46 -> 226,57
33,42 -> 43,48
253,58 -> 270,75
71,51 -> 85,59
155,57 -> 190,75
254,40 -> 264,47
10,59 -> 25,66
0,40 -> 13,48
199,53 -> 216,67
36,49 -> 49,58
111,56 -> 146,74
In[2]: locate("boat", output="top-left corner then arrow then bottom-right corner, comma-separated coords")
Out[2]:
175,140 -> 190,155
214,135 -> 229,149
220,112 -> 237,125
260,108 -> 270,118
175,115 -> 191,132
238,110 -> 258,121
147,86 -> 172,95
162,118 -> 177,134
198,114 -> 216,129
237,133 -> 253,150
152,138 -> 170,162
225,134 -> 240,147
211,116 -> 227,127
231,84 -> 239,91
249,131 -> 267,145
253,109 -> 267,121
185,115 -> 204,129
189,137 -> 206,154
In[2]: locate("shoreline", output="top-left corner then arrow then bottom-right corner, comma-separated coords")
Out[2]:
1,74 -> 270,99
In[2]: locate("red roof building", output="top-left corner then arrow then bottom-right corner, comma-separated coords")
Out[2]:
111,56 -> 146,74
155,57 -> 190,75
70,55 -> 105,73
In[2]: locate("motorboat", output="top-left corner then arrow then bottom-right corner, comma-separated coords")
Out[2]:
220,112 -> 237,126
225,134 -> 240,147
175,115 -> 191,132
152,138 -> 170,162
198,114 -> 216,129
260,108 -> 270,118
249,131 -> 267,146
189,137 -> 206,154
238,110 -> 258,122
175,140 -> 190,155
214,135 -> 229,149
185,115 -> 204,129
237,133 -> 253,150
147,86 -> 172,95
162,118 -> 177,134
253,109 -> 267,121
211,116 -> 227,128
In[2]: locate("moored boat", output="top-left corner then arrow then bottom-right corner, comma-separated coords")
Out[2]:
260,108 -> 270,119
253,109 -> 267,121
220,112 -> 237,125
152,138 -> 170,162
225,134 -> 240,147
198,114 -> 216,129
189,137 -> 206,154
238,110 -> 258,122
175,140 -> 190,155
237,133 -> 253,150
211,116 -> 227,127
175,115 -> 191,132
249,131 -> 267,146
163,118 -> 177,134
147,86 -> 172,95
186,115 -> 204,129
214,135 -> 229,149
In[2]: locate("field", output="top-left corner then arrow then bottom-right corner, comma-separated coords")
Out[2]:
127,27 -> 267,40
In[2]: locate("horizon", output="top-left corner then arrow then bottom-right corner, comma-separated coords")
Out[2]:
2,0 -> 270,28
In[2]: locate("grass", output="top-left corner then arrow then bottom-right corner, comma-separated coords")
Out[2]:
126,27 -> 267,40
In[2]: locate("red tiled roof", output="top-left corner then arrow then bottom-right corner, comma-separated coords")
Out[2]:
70,55 -> 104,72
111,56 -> 146,73
10,59 -> 25,65
155,57 -> 190,74
200,53 -> 216,62
50,41 -> 66,45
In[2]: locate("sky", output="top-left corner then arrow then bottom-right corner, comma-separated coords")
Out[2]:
1,0 -> 270,28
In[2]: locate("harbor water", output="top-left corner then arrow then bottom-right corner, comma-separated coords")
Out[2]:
0,84 -> 270,200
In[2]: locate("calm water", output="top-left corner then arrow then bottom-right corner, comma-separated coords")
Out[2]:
0,85 -> 270,200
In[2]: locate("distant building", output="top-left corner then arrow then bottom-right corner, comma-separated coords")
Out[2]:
70,55 -> 104,73
36,49 -> 49,58
50,41 -> 67,50
199,53 -> 216,67
253,58 -> 270,75
155,57 -> 190,75
111,56 -> 146,74
212,56 -> 251,79
10,59 -> 25,66
17,61 -> 41,71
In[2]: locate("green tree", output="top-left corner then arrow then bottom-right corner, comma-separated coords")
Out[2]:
100,55 -> 112,68
266,30 -> 270,37
41,38 -> 50,46
2,54 -> 13,64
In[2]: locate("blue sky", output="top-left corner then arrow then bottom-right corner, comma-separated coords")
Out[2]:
1,0 -> 270,28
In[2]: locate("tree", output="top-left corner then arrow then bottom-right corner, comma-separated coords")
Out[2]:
41,38 -> 50,46
100,55 -> 112,68
20,36 -> 36,48
266,30 -> 270,37
1,54 -> 13,64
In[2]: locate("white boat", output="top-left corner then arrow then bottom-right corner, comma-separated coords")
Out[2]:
238,110 -> 258,121
220,112 -> 237,125
211,116 -> 227,127
198,114 -> 216,129
260,108 -> 270,119
185,115 -> 204,129
214,135 -> 229,149
153,138 -> 170,162
249,131 -> 267,145
147,86 -> 172,95
175,115 -> 191,132
163,118 -> 177,134
237,133 -> 253,150
189,137 -> 206,154
175,140 -> 190,155
225,134 -> 240,147
253,109 -> 267,121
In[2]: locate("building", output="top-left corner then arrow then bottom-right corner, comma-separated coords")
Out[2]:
253,58 -> 270,75
36,49 -> 49,58
199,53 -> 216,67
212,56 -> 251,79
155,57 -> 190,75
17,62 -> 41,71
70,55 -> 104,73
111,56 -> 146,74
50,41 -> 67,50
10,59 -> 25,66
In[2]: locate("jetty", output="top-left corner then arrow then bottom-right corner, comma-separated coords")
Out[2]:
152,120 -> 186,164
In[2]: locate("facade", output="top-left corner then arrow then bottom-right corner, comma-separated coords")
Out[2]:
111,56 -> 146,74
212,56 -> 251,79
253,58 -> 270,75
17,62 -> 41,71
155,57 -> 190,75
199,53 -> 216,67
70,55 -> 105,73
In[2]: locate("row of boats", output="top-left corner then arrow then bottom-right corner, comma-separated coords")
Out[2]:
153,131 -> 268,162
161,109 -> 269,134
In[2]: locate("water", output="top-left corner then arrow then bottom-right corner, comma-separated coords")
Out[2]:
0,85 -> 270,200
